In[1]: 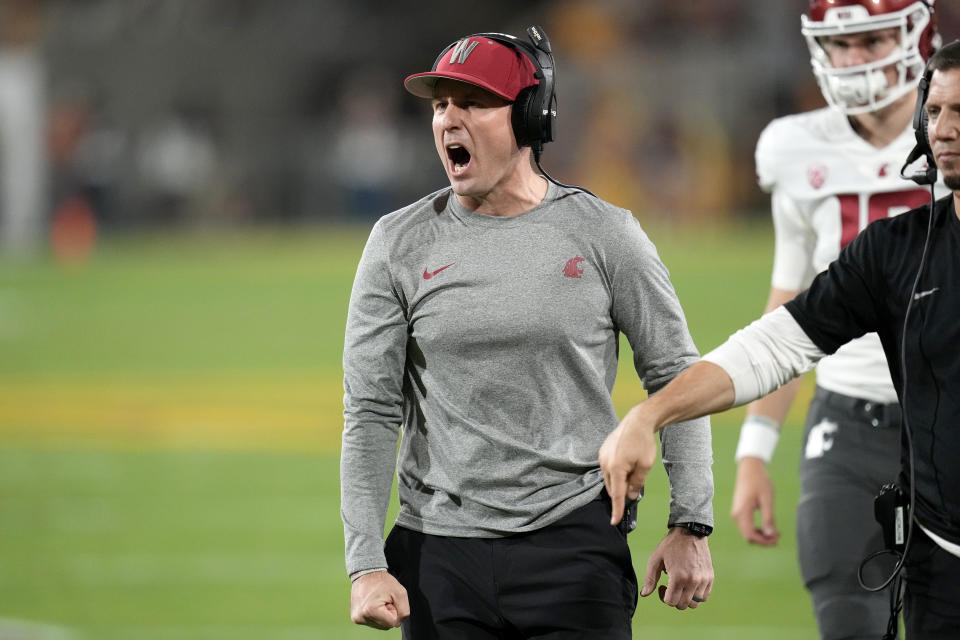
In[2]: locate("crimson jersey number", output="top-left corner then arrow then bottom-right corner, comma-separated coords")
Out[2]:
837,189 -> 930,249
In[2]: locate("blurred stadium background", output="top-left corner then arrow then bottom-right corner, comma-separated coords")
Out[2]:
2,1 -> 958,638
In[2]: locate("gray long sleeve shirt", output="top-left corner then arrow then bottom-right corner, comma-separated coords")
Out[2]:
341,183 -> 713,576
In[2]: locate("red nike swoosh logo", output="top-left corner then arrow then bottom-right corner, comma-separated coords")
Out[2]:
423,263 -> 455,280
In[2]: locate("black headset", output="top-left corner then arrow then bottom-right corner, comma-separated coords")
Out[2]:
432,26 -> 556,158
902,61 -> 938,185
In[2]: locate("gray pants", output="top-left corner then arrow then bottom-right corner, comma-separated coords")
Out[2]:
797,387 -> 901,640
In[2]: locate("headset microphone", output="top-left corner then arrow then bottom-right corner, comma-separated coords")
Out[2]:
900,141 -> 938,185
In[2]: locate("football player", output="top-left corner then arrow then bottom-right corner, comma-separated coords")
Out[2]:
729,2 -> 948,638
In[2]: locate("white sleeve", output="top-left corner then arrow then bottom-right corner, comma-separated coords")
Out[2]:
701,307 -> 826,406
769,189 -> 817,291
755,118 -> 817,291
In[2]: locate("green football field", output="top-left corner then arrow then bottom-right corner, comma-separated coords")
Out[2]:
0,222 -> 821,639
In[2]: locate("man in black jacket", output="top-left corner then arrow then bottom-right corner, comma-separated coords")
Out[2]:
599,39 -> 960,640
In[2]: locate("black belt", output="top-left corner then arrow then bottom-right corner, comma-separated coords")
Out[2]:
816,387 -> 901,428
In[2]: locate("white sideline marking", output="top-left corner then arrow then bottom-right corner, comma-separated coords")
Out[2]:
0,617 -> 80,639
45,552 -> 334,587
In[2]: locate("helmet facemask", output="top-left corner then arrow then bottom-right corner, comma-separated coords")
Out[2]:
801,1 -> 939,115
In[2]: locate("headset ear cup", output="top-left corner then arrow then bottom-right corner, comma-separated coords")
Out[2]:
904,65 -> 937,185
511,85 -> 537,148
919,108 -> 932,160
918,108 -> 939,184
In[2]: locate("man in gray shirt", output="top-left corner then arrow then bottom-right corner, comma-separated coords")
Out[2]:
342,26 -> 714,638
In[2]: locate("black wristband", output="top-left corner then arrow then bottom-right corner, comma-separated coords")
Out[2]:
671,521 -> 713,537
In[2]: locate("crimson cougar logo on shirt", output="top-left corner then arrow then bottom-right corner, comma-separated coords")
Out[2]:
807,163 -> 828,190
562,256 -> 584,278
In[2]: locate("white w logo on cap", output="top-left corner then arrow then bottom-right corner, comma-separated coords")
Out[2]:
448,38 -> 479,65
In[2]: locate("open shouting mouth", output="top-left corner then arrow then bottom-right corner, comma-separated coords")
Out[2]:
447,143 -> 472,175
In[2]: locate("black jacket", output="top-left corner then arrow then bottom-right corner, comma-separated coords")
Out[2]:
787,193 -> 960,545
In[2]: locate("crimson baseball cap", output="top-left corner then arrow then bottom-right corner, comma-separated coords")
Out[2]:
404,36 -> 539,101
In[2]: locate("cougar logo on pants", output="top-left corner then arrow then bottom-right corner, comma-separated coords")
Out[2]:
805,419 -> 837,459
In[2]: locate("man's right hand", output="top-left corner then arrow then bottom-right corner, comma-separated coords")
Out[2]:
599,404 -> 658,526
730,457 -> 780,546
350,571 -> 410,630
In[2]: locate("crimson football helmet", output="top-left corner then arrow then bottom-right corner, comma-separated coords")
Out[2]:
802,0 -> 940,114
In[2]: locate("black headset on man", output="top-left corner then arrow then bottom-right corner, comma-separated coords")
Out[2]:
432,26 -> 596,197
903,60 -> 939,186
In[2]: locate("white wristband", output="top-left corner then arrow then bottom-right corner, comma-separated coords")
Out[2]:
734,415 -> 780,463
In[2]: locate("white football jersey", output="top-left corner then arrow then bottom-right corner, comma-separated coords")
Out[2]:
756,106 -> 947,403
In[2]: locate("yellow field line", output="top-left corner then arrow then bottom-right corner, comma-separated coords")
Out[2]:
0,374 -> 347,451
0,372 -> 813,451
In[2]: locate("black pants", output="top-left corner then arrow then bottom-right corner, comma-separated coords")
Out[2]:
903,526 -> 960,639
384,491 -> 638,639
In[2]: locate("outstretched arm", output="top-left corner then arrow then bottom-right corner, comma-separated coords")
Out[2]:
600,360 -> 734,526
601,306 -> 826,526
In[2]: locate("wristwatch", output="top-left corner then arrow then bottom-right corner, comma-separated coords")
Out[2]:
671,521 -> 713,537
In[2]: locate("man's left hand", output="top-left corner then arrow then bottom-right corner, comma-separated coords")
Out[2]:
641,527 -> 713,610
